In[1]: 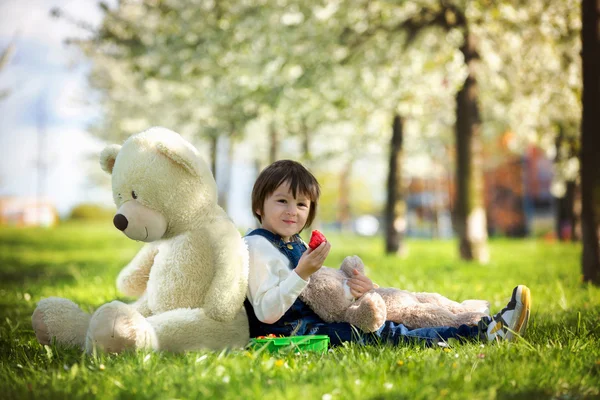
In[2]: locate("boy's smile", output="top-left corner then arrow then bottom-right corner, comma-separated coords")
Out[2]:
257,181 -> 311,242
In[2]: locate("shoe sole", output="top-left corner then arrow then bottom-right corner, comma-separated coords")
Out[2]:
506,285 -> 531,341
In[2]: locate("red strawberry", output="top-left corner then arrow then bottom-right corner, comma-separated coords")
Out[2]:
308,230 -> 327,249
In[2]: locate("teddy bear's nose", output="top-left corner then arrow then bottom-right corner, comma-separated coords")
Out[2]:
113,214 -> 129,231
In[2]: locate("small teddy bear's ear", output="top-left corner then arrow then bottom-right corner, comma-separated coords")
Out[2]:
340,256 -> 365,276
99,144 -> 122,175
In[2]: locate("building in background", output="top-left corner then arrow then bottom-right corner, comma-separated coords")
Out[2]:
402,144 -> 555,239
484,145 -> 554,237
405,176 -> 454,239
0,196 -> 58,227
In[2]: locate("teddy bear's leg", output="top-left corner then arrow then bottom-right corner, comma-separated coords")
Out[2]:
413,292 -> 489,315
145,307 -> 249,352
386,303 -> 478,329
31,297 -> 91,348
344,292 -> 387,333
85,301 -> 157,354
413,292 -> 466,312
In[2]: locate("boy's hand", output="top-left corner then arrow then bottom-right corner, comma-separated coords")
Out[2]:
348,269 -> 378,298
295,241 -> 331,280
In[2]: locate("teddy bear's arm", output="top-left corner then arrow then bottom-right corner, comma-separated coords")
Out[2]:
132,292 -> 153,317
299,267 -> 353,323
202,226 -> 249,322
116,244 -> 159,297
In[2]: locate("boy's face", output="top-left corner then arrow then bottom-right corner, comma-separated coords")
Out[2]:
257,181 -> 311,242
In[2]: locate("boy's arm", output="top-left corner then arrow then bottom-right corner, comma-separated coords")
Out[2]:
246,236 -> 308,324
116,244 -> 158,297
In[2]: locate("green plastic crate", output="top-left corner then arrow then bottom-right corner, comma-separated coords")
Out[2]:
249,335 -> 330,354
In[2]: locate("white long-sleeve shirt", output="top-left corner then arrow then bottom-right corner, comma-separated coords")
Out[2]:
244,233 -> 356,324
244,234 -> 309,324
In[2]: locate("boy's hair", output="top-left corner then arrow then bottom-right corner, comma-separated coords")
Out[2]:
252,160 -> 321,231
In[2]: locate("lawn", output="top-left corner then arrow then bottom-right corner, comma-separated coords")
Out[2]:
0,222 -> 599,399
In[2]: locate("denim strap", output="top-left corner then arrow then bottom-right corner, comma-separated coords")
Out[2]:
245,228 -> 307,268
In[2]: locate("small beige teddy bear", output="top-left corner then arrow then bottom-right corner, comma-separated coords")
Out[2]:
300,256 -> 490,333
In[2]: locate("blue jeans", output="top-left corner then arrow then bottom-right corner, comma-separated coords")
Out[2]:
272,307 -> 480,346
308,319 -> 481,346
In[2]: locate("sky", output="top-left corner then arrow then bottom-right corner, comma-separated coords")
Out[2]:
0,0 -> 257,228
0,0 -> 113,216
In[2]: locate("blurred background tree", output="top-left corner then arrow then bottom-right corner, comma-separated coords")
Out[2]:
0,35 -> 16,101
579,0 -> 599,284
51,0 -> 588,266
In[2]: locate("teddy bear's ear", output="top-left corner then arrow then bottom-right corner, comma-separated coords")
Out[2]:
100,144 -> 122,175
156,141 -> 201,178
340,256 -> 365,276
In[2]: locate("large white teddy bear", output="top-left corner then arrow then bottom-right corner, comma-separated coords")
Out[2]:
31,127 -> 250,353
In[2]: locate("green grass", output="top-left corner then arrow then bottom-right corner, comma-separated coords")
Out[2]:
1,222 -> 599,399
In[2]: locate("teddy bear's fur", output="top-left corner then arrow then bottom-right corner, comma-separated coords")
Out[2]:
300,256 -> 489,333
31,127 -> 250,353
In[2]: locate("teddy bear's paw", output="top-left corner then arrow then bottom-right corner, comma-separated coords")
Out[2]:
457,312 -> 489,327
31,307 -> 51,345
86,301 -> 156,354
460,300 -> 490,315
31,297 -> 90,348
346,291 -> 387,333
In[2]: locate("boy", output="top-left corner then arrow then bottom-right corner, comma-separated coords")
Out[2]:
243,160 -> 531,346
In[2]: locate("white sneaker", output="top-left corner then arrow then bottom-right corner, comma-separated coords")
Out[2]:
479,285 -> 531,342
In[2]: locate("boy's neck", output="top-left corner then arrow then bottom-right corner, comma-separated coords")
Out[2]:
257,227 -> 295,243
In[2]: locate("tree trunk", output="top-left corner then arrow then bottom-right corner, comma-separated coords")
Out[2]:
554,124 -> 579,241
217,136 -> 235,212
454,31 -> 489,263
385,113 -> 406,255
269,121 -> 278,164
571,182 -> 582,242
580,0 -> 600,284
337,160 -> 352,232
301,117 -> 311,163
209,134 -> 218,182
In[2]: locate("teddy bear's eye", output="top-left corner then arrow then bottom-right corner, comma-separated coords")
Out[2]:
132,191 -> 138,199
